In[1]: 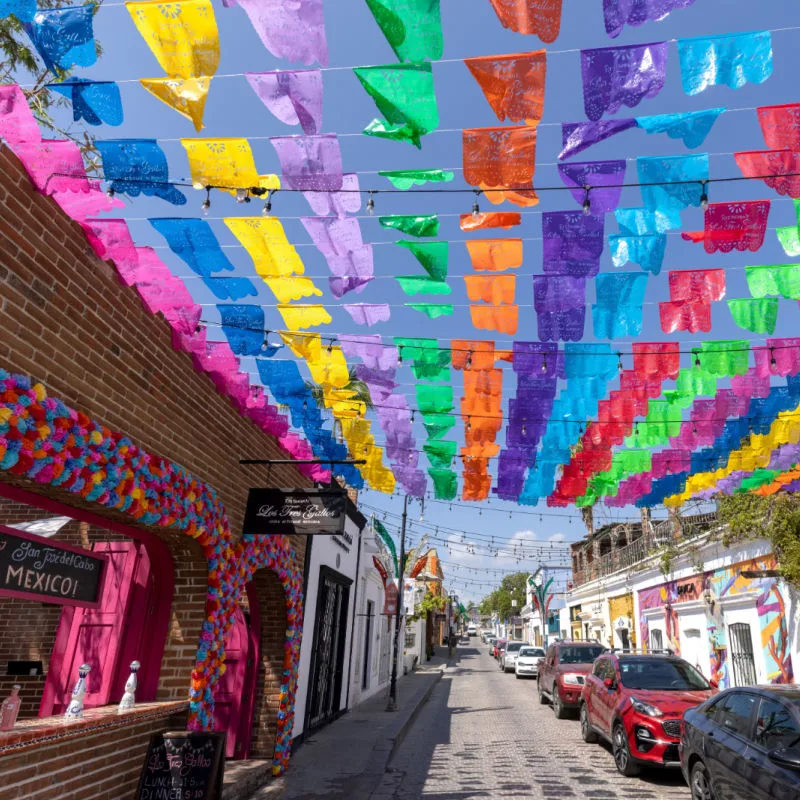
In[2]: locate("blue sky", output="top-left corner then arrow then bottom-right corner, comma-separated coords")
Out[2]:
42,0 -> 800,603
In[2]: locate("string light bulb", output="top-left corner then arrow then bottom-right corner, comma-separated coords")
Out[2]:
617,352 -> 623,371
582,185 -> 592,216
472,190 -> 481,218
695,352 -> 701,368
235,188 -> 250,204
366,191 -> 375,215
262,188 -> 277,216
106,185 -> 115,199
700,180 -> 709,211
770,347 -> 777,368
201,186 -> 212,215
541,353 -> 548,374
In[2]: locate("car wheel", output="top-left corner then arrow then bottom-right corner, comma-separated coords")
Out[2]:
612,723 -> 640,777
690,761 -> 716,800
515,673 -> 520,679
537,678 -> 547,705
552,686 -> 568,719
580,704 -> 598,743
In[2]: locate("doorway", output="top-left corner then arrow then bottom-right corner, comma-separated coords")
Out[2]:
214,582 -> 260,760
728,622 -> 758,687
306,567 -> 350,733
362,600 -> 374,691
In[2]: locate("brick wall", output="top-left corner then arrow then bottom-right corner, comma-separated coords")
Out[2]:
1,706 -> 188,800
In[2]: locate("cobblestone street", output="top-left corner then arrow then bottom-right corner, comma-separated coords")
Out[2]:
374,645 -> 691,800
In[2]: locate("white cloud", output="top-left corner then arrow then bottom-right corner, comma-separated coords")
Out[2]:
548,532 -> 566,543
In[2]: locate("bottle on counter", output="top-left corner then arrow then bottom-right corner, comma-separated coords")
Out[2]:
0,685 -> 22,731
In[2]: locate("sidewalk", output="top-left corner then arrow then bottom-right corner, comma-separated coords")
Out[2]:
246,651 -> 448,799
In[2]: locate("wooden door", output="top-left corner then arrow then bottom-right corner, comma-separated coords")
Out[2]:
40,541 -> 145,716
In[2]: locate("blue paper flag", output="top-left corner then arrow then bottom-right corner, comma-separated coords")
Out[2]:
593,272 -> 648,338
219,305 -> 265,356
615,206 -> 681,235
27,7 -> 97,73
150,218 -> 235,276
637,153 -> 709,211
97,140 -> 185,205
609,234 -> 667,275
202,277 -> 258,301
0,0 -> 35,23
677,31 -> 773,96
635,108 -> 725,148
48,79 -> 123,127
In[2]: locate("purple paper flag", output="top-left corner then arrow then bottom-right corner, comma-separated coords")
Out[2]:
331,275 -> 374,298
344,303 -> 391,326
339,334 -> 399,372
580,42 -> 668,121
231,0 -> 328,66
533,274 -> 587,312
558,159 -> 626,212
537,308 -> 586,342
603,0 -> 697,39
271,134 -> 343,191
356,364 -> 397,401
542,211 -> 605,276
559,118 -> 637,161
246,70 -> 323,134
304,172 -> 361,216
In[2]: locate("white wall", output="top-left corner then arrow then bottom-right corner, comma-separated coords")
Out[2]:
293,511 -> 363,739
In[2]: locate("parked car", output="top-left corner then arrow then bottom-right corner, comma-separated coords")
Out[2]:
515,646 -> 546,679
487,636 -> 497,653
493,638 -> 507,659
580,651 -> 716,777
467,624 -> 477,637
538,641 -> 606,719
681,685 -> 800,800
500,641 -> 530,672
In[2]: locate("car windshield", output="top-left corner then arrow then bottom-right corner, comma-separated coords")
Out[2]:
519,648 -> 544,658
558,646 -> 605,664
619,659 -> 711,690
506,643 -> 525,653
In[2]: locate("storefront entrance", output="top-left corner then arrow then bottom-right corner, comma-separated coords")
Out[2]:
306,567 -> 350,733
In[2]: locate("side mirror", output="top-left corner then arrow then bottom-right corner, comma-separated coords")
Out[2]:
769,747 -> 800,772
709,679 -> 719,689
603,677 -> 616,690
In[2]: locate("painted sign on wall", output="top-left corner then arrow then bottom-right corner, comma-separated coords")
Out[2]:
0,525 -> 106,607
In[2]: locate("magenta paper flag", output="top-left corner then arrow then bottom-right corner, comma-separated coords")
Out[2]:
304,172 -> 361,216
245,70 -> 322,134
271,134 -> 343,191
79,219 -> 141,285
0,84 -> 40,143
11,139 -> 91,194
53,180 -> 125,219
343,304 -> 391,326
230,0 -> 328,66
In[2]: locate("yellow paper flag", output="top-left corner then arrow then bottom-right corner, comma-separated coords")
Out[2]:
277,305 -> 332,330
186,141 -> 279,193
141,77 -> 210,132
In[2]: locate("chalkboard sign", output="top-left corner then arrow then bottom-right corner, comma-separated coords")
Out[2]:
243,488 -> 347,536
0,524 -> 106,608
137,731 -> 226,800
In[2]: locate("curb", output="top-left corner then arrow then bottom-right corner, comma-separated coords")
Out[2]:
386,664 -> 445,763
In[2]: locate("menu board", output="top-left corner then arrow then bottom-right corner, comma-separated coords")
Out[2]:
137,731 -> 225,800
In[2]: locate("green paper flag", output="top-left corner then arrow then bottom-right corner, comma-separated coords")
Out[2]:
424,439 -> 457,469
395,338 -> 451,380
738,469 -> 781,493
776,199 -> 800,257
745,263 -> 800,299
625,400 -> 682,448
364,0 -> 443,62
354,63 -> 439,148
422,412 -> 456,439
407,303 -> 453,318
697,340 -> 750,377
397,240 -> 448,280
373,518 -> 398,577
675,366 -> 717,402
429,467 -> 457,499
379,169 -> 454,189
395,276 -> 451,295
417,384 -> 453,414
728,298 -> 779,334
379,214 -> 440,237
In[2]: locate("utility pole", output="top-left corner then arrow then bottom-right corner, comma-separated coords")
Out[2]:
386,493 -> 408,712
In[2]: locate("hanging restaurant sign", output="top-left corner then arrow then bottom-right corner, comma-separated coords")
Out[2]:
0,525 -> 106,608
242,488 -> 347,536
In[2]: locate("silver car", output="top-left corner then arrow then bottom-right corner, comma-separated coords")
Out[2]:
514,646 -> 546,679
500,641 -> 530,672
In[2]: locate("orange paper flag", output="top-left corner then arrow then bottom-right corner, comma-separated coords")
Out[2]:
470,304 -> 519,335
459,211 -> 522,231
464,51 -> 546,125
463,126 -> 538,207
487,0 -> 563,43
464,274 -> 516,305
452,339 -> 496,371
465,238 -> 523,271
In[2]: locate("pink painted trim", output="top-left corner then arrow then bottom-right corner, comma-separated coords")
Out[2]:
0,481 -> 175,713
238,580 -> 261,760
0,523 -> 109,609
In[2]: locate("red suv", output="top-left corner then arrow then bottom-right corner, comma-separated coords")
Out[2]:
580,651 -> 717,776
492,639 -> 507,659
537,641 -> 606,718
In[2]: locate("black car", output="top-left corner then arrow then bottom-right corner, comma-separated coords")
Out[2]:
681,685 -> 800,800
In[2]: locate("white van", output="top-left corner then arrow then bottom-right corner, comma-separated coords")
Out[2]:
467,624 -> 478,637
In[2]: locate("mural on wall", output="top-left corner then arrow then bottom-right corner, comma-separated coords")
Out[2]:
638,556 -> 793,689
0,369 -> 303,775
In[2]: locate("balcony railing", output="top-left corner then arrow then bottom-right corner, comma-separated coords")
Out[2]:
571,512 -> 719,588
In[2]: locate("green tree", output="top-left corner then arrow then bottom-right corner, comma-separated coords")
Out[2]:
477,571 -> 528,621
1,1 -> 103,159
305,366 -> 374,413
